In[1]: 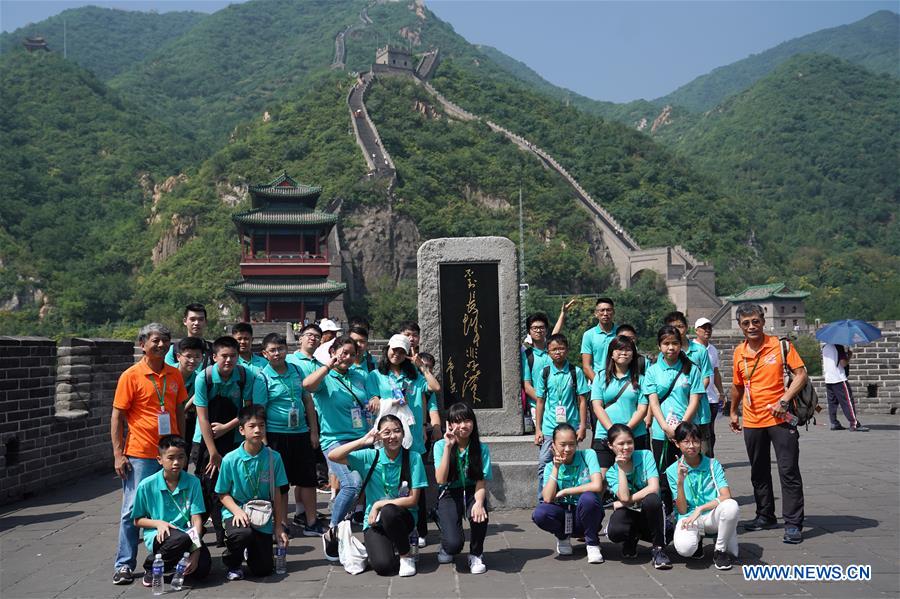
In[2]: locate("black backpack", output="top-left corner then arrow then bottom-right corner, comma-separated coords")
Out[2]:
204,364 -> 250,405
541,364 -> 580,396
779,338 -> 820,427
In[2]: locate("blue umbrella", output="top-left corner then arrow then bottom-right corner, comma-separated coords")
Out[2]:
815,319 -> 882,346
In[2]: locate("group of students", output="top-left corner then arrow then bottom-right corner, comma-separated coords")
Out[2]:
112,304 -> 493,587
523,298 -> 740,571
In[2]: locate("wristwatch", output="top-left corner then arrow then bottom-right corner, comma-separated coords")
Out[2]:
779,399 -> 790,409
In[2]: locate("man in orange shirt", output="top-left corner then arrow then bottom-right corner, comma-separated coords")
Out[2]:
111,323 -> 187,585
729,304 -> 808,544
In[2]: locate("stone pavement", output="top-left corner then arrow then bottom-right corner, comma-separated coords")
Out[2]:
2,416 -> 899,599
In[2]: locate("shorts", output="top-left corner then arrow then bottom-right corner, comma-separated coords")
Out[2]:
592,434 -> 650,469
267,431 -> 317,487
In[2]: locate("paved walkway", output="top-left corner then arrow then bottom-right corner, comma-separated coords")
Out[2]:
2,416 -> 898,598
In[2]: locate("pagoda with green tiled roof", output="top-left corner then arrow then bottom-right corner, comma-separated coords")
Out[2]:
226,173 -> 346,323
725,282 -> 810,332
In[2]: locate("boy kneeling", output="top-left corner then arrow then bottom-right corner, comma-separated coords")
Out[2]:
132,434 -> 211,587
216,405 -> 290,580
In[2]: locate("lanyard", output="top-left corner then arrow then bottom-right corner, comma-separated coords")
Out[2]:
149,375 -> 167,411
379,461 -> 396,499
334,372 -> 367,411
741,347 -> 765,404
557,454 -> 584,489
284,369 -> 298,409
240,458 -> 262,499
165,487 -> 192,527
456,447 -> 469,486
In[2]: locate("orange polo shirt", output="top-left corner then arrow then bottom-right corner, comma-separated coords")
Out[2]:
732,334 -> 804,429
113,358 -> 187,458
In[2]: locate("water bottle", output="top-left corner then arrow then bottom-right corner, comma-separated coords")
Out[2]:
408,532 -> 419,560
170,552 -> 190,591
151,554 -> 164,595
392,384 -> 405,406
398,481 -> 409,498
780,412 -> 799,426
275,542 -> 287,575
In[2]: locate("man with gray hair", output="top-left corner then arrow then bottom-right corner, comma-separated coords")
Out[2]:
111,324 -> 188,585
729,304 -> 808,545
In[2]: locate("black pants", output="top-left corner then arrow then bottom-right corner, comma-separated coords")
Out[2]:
606,493 -> 666,548
436,487 -> 488,557
826,382 -> 860,427
222,517 -> 273,576
593,435 -> 650,469
142,530 -> 212,580
183,408 -> 197,460
651,438 -> 680,515
708,403 -> 719,458
192,437 -> 238,543
744,424 -> 805,528
363,504 -> 415,576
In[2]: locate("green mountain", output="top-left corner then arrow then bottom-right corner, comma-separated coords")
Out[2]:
657,10 -> 900,112
0,6 -> 205,81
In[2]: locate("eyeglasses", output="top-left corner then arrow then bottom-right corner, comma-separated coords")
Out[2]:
529,325 -> 547,332
303,333 -> 322,340
739,319 -> 764,327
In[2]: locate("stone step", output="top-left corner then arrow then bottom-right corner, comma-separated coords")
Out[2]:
487,461 -> 539,510
483,433 -> 594,461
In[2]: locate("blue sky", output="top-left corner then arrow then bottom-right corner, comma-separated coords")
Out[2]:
1,0 -> 896,102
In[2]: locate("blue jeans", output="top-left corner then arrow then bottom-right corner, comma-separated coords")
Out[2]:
536,437 -> 554,499
323,441 -> 362,528
115,457 -> 161,570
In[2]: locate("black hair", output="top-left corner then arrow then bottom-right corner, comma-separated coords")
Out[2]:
299,323 -> 323,336
329,335 -> 359,356
262,332 -> 287,348
674,421 -> 702,443
606,424 -> 634,445
546,333 -> 569,348
595,297 -> 615,308
616,323 -> 637,337
177,336 -> 205,354
663,311 -> 688,327
552,422 -> 577,441
231,322 -> 254,336
656,325 -> 692,372
418,352 -> 435,368
604,335 -> 641,389
238,404 -> 267,426
184,303 -> 207,319
399,321 -> 420,334
377,414 -> 404,430
349,315 -> 371,330
348,325 -> 369,338
158,434 -> 187,452
212,335 -> 239,354
446,403 -> 484,484
377,342 -> 418,380
526,312 -> 550,329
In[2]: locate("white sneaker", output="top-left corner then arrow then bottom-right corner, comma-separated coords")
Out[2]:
556,538 -> 573,556
399,556 -> 417,577
468,554 -> 486,574
437,548 -> 454,564
417,536 -> 427,549
586,544 -> 604,564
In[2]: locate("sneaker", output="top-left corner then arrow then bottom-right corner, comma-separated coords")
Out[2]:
850,425 -> 870,432
713,550 -> 734,570
399,556 -> 417,577
322,527 -> 340,561
651,546 -> 673,570
303,519 -> 325,536
437,547 -> 454,564
741,516 -> 778,532
783,526 -> 803,544
112,566 -> 133,585
468,553 -> 487,574
141,571 -> 152,587
621,539 -> 638,559
226,569 -> 244,581
556,538 -> 573,556
586,544 -> 604,564
350,510 -> 364,525
830,423 -> 845,431
691,539 -> 704,559
292,510 -> 306,526
417,536 -> 427,549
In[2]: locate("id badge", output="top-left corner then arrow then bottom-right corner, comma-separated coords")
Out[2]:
555,405 -> 567,424
564,506 -> 574,535
288,406 -> 300,429
350,407 -> 364,429
665,411 -> 680,428
186,527 -> 201,551
157,411 -> 171,435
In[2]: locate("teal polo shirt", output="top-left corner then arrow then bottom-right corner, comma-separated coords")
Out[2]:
192,364 -> 267,443
433,439 -> 492,489
131,469 -> 205,551
665,456 -> 729,521
684,340 -> 714,425
349,351 -> 377,378
590,371 -> 649,439
365,369 -> 430,455
179,368 -> 198,397
641,357 -> 706,441
286,351 -> 321,377
312,369 -> 370,449
580,324 -> 619,377
532,362 -> 590,437
347,447 -> 428,529
541,449 -> 600,505
215,444 -> 288,534
262,363 -> 309,434
239,353 -> 268,370
521,346 -> 552,409
605,449 -> 658,496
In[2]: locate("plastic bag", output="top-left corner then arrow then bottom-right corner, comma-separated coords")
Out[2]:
337,519 -> 368,575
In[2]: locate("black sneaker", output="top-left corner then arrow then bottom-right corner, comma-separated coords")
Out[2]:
691,539 -> 704,559
741,516 -> 778,532
292,511 -> 307,526
622,538 -> 639,559
651,546 -> 672,570
112,566 -> 133,585
713,550 -> 734,570
141,571 -> 153,587
322,527 -> 340,561
351,510 -> 364,525
850,425 -> 870,432
303,519 -> 325,536
783,526 -> 803,544
830,423 -> 845,431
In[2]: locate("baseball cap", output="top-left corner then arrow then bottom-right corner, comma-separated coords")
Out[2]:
694,317 -> 713,329
318,318 -> 341,332
388,334 -> 411,354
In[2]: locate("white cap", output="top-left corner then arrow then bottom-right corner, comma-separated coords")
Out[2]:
694,317 -> 713,329
318,318 -> 341,332
387,334 -> 411,354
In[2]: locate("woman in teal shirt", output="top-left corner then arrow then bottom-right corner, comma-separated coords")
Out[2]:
328,415 -> 428,577
591,335 -> 649,473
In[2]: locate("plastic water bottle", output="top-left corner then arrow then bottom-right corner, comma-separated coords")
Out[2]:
392,384 -> 406,406
151,554 -> 164,595
170,552 -> 190,591
275,542 -> 287,575
398,481 -> 409,498
408,532 -> 419,560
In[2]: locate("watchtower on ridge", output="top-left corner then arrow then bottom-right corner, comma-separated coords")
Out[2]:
375,45 -> 413,71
